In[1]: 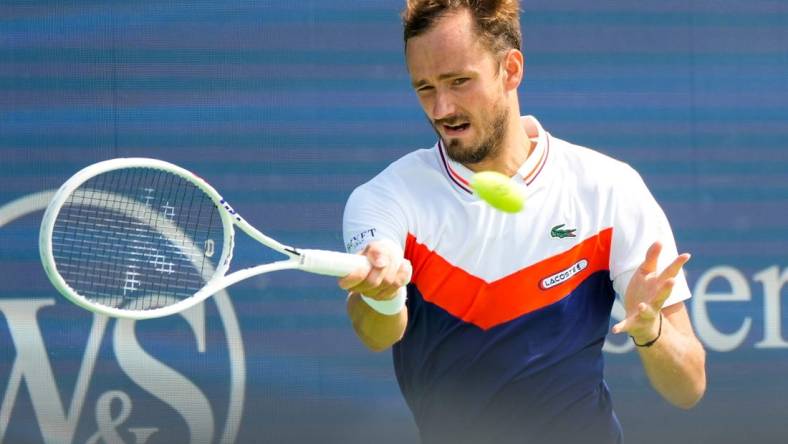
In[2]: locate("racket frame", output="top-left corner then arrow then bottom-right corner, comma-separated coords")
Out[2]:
39,157 -> 367,319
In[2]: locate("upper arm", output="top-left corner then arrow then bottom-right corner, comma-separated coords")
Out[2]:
343,182 -> 408,254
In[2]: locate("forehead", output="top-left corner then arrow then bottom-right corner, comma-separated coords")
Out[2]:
405,10 -> 494,79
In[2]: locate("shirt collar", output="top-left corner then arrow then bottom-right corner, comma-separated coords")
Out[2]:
437,115 -> 551,195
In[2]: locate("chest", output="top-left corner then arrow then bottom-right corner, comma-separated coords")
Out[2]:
407,174 -> 611,283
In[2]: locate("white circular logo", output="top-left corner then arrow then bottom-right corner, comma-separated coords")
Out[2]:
0,191 -> 245,444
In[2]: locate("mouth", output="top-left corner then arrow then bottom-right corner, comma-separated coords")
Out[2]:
441,122 -> 471,136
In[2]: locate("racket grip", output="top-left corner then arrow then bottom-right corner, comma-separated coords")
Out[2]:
298,249 -> 371,277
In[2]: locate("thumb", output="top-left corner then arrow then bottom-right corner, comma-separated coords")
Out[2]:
611,318 -> 629,335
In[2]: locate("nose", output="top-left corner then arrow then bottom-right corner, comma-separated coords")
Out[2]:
432,90 -> 456,121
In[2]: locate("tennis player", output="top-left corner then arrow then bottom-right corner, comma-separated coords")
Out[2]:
340,1 -> 706,443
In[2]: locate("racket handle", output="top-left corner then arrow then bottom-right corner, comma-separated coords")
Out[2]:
298,249 -> 371,277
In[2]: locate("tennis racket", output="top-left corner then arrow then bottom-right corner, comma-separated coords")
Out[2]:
39,157 -> 374,319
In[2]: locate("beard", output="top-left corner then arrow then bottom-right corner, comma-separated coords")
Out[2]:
433,102 -> 509,165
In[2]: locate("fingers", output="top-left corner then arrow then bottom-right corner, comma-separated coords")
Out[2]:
638,302 -> 658,320
337,247 -> 374,290
366,243 -> 391,268
338,242 -> 391,288
639,241 -> 662,274
648,252 -> 689,309
359,256 -> 397,296
374,259 -> 412,300
359,258 -> 411,300
338,258 -> 373,290
338,241 -> 411,301
611,319 -> 628,335
617,245 -> 691,336
650,277 -> 676,311
658,252 -> 691,281
639,242 -> 692,281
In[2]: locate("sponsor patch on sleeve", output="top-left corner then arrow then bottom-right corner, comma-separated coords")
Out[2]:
345,228 -> 378,252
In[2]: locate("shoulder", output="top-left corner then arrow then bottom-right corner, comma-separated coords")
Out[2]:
550,136 -> 645,190
552,137 -> 634,178
342,147 -> 437,250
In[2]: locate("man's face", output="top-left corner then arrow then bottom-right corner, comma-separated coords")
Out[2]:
405,10 -> 509,165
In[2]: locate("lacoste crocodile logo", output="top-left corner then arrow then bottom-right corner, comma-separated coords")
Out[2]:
550,224 -> 576,239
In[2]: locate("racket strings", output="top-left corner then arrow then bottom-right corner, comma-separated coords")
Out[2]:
51,167 -> 224,311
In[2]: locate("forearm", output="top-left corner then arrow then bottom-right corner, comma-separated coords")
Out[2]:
347,292 -> 408,352
634,312 -> 706,409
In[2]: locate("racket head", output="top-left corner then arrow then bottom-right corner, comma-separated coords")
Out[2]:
39,158 -> 236,319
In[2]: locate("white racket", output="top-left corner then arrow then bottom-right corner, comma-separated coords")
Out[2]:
39,157 -> 375,319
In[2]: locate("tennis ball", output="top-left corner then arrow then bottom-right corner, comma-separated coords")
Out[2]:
470,171 -> 525,213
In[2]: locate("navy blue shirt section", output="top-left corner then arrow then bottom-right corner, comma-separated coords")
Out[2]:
394,271 -> 622,444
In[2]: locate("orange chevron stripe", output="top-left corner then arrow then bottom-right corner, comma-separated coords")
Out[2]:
404,228 -> 613,330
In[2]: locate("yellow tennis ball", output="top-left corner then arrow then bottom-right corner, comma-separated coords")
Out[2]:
470,171 -> 525,213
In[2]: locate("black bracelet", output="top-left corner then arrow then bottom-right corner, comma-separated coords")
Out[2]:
630,312 -> 663,348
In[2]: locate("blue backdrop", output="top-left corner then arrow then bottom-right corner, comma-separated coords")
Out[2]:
1,1 -> 786,443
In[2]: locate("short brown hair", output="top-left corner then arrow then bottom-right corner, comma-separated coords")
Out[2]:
402,0 -> 521,55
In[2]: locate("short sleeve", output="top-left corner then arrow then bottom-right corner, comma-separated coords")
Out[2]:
610,166 -> 691,307
342,181 -> 408,255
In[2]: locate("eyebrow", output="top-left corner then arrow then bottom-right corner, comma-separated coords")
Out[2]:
411,71 -> 468,89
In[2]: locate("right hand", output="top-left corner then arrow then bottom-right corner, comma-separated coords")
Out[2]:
338,240 -> 412,301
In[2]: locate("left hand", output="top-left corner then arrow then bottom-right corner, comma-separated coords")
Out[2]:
611,241 -> 691,342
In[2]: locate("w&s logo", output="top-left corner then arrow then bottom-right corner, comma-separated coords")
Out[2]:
0,192 -> 245,444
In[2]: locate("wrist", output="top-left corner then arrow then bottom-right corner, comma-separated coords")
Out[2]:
360,288 -> 407,316
630,312 -> 663,347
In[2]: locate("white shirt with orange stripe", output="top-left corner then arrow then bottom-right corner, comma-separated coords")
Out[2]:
342,115 -> 690,443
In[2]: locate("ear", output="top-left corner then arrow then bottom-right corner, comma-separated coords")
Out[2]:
501,49 -> 524,91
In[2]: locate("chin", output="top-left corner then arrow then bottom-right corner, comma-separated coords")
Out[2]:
444,144 -> 477,164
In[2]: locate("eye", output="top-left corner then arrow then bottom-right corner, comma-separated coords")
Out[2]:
415,85 -> 434,95
451,77 -> 469,86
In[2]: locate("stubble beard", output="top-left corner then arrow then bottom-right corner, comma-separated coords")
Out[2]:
437,103 -> 509,166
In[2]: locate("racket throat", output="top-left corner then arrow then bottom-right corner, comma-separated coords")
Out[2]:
283,246 -> 301,256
